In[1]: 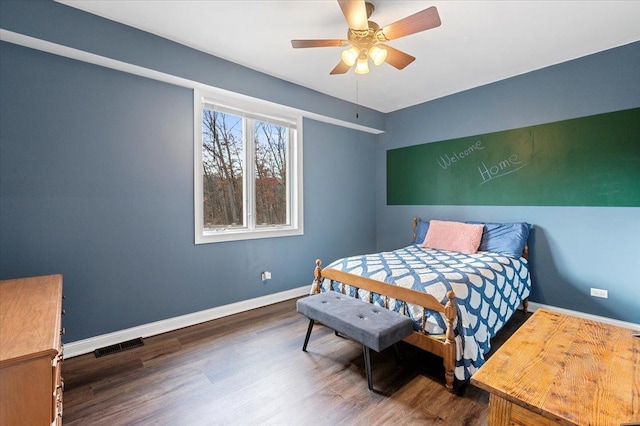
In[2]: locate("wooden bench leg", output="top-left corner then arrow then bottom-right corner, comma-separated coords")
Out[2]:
302,319 -> 314,352
363,345 -> 373,391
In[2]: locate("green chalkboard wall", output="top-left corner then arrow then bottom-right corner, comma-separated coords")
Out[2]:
387,108 -> 640,207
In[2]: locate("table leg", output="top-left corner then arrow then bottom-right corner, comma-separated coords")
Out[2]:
487,394 -> 512,426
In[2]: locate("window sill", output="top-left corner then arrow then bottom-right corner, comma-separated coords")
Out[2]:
195,227 -> 303,244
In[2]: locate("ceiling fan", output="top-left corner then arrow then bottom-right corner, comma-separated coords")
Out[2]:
291,0 -> 441,75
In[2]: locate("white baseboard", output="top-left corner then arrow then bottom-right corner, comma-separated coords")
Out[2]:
527,301 -> 640,330
64,292 -> 638,359
63,285 -> 310,359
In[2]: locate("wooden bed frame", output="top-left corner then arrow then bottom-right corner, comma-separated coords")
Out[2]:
311,217 -> 529,392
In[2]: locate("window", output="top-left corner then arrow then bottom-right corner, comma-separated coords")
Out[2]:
194,91 -> 303,243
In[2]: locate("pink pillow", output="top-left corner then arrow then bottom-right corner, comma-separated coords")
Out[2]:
422,220 -> 484,254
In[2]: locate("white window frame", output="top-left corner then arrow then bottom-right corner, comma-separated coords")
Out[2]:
194,90 -> 303,244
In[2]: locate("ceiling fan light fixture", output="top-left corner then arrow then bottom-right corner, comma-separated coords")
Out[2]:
291,2 -> 440,75
369,45 -> 387,66
354,54 -> 370,74
341,46 -> 359,67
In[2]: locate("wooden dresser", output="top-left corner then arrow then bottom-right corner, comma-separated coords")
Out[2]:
0,275 -> 64,426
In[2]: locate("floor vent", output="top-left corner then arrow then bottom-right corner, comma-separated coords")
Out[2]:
94,337 -> 144,358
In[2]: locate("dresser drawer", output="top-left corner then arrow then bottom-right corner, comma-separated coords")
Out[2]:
0,275 -> 64,426
52,353 -> 63,424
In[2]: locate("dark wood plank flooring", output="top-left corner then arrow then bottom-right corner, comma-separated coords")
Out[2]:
62,298 -> 530,425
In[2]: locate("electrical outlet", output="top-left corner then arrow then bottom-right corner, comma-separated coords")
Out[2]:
590,288 -> 608,298
261,271 -> 272,281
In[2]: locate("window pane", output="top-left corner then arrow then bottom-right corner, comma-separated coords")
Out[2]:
254,121 -> 288,227
201,109 -> 244,230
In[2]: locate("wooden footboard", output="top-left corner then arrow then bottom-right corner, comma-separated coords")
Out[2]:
312,259 -> 457,391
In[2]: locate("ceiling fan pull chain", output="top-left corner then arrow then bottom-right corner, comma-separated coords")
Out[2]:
356,77 -> 359,119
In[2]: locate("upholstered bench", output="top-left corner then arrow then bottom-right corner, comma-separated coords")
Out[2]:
296,292 -> 414,391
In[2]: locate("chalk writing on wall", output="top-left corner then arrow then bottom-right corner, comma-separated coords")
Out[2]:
478,154 -> 527,185
437,140 -> 485,170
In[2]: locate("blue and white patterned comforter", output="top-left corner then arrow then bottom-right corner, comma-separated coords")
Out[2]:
317,245 -> 531,380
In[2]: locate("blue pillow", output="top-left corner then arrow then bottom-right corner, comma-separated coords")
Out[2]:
468,221 -> 530,257
413,220 -> 430,245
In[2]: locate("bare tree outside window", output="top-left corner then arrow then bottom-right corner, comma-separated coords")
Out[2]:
201,110 -> 289,231
202,110 -> 244,229
255,121 -> 288,227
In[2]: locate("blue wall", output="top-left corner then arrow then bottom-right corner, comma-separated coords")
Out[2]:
0,2 -> 377,342
377,42 -> 640,324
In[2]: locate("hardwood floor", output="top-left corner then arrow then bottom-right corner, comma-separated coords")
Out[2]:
62,298 -> 530,426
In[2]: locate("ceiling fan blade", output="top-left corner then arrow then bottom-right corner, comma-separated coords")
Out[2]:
337,0 -> 369,31
330,60 -> 351,75
379,6 -> 441,41
383,45 -> 416,70
291,39 -> 347,48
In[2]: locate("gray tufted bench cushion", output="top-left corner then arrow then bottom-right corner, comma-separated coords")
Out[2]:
296,292 -> 414,390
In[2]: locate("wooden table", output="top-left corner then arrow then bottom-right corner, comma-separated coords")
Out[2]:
471,309 -> 640,426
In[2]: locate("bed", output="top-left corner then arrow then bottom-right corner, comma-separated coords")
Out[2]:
311,217 -> 532,391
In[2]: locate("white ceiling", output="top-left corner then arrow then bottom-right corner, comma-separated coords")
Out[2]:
59,0 -> 640,113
